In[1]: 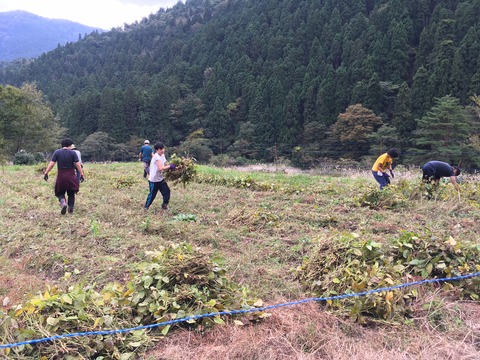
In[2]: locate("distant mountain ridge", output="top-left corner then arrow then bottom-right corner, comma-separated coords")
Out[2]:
0,10 -> 103,61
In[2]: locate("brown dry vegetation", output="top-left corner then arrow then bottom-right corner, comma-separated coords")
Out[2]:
0,162 -> 479,359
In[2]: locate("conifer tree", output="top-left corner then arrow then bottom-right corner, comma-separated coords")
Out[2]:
412,96 -> 471,164
392,82 -> 415,145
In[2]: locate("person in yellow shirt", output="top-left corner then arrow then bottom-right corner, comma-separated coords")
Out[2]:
371,148 -> 400,189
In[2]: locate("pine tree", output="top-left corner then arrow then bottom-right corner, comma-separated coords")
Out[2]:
392,82 -> 415,145
411,66 -> 431,118
412,96 -> 471,164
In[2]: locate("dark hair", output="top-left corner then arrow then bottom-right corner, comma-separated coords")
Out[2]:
453,166 -> 461,176
61,138 -> 73,147
154,142 -> 165,151
387,148 -> 400,158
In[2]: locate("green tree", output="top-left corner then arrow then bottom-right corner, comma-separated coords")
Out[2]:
331,103 -> 382,159
427,19 -> 456,98
465,94 -> 480,166
364,72 -> 382,114
386,19 -> 411,83
80,131 -> 115,162
368,124 -> 401,156
279,90 -> 301,153
205,97 -> 231,154
411,96 -> 472,165
0,83 -> 62,161
392,82 -> 415,144
411,66 -> 431,118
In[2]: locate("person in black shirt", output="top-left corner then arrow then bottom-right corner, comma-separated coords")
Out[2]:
44,138 -> 85,214
421,161 -> 461,190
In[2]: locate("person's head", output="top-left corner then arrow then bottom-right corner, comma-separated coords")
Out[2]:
387,148 -> 400,158
154,142 -> 165,153
144,140 -> 150,145
61,138 -> 73,148
70,144 -> 77,150
452,166 -> 461,176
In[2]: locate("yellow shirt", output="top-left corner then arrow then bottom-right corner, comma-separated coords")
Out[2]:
372,153 -> 393,172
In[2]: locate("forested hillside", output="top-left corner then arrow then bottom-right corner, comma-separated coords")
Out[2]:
1,0 -> 480,167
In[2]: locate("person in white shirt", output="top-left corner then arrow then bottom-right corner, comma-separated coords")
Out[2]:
70,144 -> 83,184
144,142 -> 175,210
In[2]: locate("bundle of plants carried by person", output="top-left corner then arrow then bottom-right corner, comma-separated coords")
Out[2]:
296,231 -> 480,323
0,243 -> 264,359
164,154 -> 197,186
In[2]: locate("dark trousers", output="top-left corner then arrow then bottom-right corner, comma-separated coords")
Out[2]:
143,160 -> 151,177
372,171 -> 389,189
145,180 -> 170,209
57,189 -> 76,209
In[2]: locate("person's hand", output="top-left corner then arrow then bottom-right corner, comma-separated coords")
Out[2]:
389,170 -> 394,178
44,173 -> 48,181
169,164 -> 176,170
377,171 -> 383,176
80,175 -> 85,183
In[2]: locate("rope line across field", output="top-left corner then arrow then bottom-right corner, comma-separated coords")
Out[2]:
1,271 -> 479,350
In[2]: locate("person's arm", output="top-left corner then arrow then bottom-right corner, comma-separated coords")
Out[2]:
138,151 -> 142,160
75,162 -> 85,177
44,161 -> 56,175
450,176 -> 459,190
155,159 -> 171,171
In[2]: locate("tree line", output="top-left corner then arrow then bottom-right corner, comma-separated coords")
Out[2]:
0,0 -> 479,167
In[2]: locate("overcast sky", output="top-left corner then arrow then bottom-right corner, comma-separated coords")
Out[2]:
0,0 -> 184,29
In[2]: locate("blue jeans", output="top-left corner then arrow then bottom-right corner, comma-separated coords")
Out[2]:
372,171 -> 388,189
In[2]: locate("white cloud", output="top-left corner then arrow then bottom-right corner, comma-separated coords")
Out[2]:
0,0 -> 183,29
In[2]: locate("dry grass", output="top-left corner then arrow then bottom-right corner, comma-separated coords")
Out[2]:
147,301 -> 480,360
1,162 -> 479,359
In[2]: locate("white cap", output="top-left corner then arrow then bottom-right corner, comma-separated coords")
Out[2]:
144,140 -> 150,144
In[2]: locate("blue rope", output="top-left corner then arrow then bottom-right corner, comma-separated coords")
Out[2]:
1,271 -> 479,350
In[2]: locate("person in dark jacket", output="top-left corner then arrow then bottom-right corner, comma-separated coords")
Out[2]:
421,161 -> 461,191
139,140 -> 154,178
44,138 -> 85,214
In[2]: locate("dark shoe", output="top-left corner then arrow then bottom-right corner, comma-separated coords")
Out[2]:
68,207 -> 74,214
161,204 -> 168,210
60,199 -> 67,215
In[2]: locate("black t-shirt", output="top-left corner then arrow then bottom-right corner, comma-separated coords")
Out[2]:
424,161 -> 454,178
52,148 -> 79,170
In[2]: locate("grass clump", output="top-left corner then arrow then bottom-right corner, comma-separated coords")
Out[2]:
0,243 -> 263,359
195,172 -> 303,193
296,231 -> 480,323
111,175 -> 138,189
